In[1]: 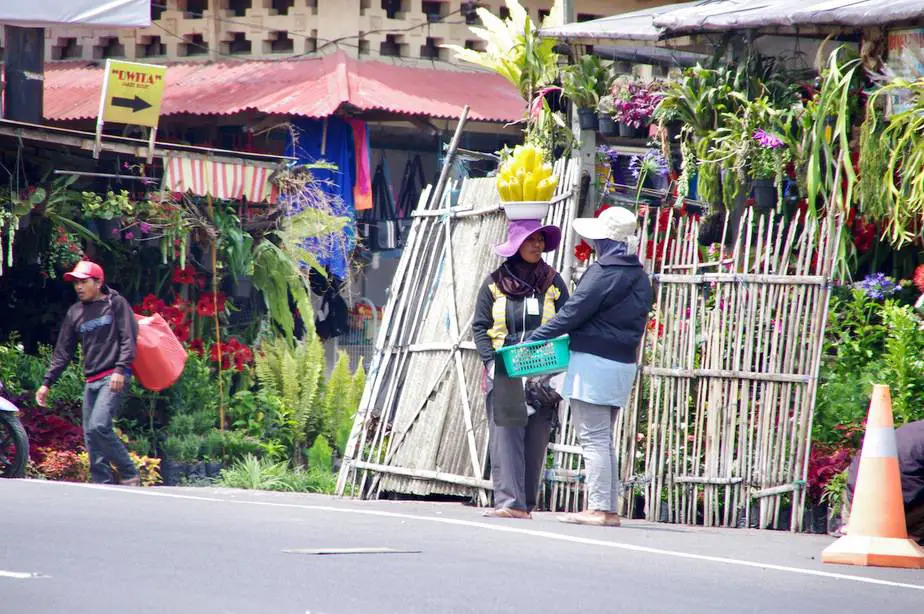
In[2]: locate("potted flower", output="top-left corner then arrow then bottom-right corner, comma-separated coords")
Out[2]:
561,54 -> 610,131
630,149 -> 670,194
611,78 -> 663,138
597,95 -> 618,136
749,128 -> 790,211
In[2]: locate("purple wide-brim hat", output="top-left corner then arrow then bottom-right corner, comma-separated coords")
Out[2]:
494,219 -> 562,258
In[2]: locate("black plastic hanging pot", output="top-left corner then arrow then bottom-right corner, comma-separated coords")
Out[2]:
752,179 -> 776,211
577,107 -> 598,131
619,122 -> 641,138
598,114 -> 618,136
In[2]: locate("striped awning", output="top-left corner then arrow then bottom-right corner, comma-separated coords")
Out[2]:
162,156 -> 277,203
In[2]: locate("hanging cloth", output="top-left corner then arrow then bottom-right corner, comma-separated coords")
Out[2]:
396,154 -> 426,219
348,119 -> 373,211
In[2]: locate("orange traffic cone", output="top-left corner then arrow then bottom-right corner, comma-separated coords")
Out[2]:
822,385 -> 924,568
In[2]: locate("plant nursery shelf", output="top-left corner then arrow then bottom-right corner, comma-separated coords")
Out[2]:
642,367 -> 813,385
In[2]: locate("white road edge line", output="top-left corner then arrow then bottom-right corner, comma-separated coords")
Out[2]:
0,570 -> 46,579
16,480 -> 924,592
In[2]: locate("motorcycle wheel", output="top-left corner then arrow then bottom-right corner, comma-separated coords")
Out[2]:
0,412 -> 28,478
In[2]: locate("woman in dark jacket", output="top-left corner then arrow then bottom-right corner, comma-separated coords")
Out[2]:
530,206 -> 652,526
472,219 -> 569,519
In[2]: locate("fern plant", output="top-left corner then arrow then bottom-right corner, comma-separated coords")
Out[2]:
255,336 -> 325,463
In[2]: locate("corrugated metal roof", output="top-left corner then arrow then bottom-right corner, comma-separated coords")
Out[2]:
43,51 -> 525,123
654,0 -> 924,33
542,0 -> 924,43
540,2 -> 697,42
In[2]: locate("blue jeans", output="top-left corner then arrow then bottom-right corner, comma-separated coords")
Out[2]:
83,376 -> 137,484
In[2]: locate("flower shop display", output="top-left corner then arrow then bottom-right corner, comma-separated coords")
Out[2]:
560,54 -> 610,131
610,78 -> 663,137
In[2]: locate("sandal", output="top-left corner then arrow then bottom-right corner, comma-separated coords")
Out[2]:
558,511 -> 621,527
482,507 -> 531,520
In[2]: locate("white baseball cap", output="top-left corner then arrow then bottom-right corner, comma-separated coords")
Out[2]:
572,206 -> 638,242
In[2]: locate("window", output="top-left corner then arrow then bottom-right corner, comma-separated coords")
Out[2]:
464,39 -> 486,52
152,2 -> 166,21
380,34 -> 404,57
420,37 -> 446,61
306,0 -> 318,14
181,33 -> 208,56
422,1 -> 447,21
137,35 -> 166,58
269,31 -> 294,54
94,37 -> 125,59
271,0 -> 293,15
228,0 -> 251,17
382,0 -> 407,19
305,30 -> 318,54
51,37 -> 83,60
185,0 -> 207,19
577,13 -> 602,23
227,32 -> 252,55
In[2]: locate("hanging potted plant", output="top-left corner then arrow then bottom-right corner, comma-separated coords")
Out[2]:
749,128 -> 790,211
611,78 -> 663,138
215,206 -> 255,298
597,95 -> 618,136
81,189 -> 133,239
561,54 -> 609,132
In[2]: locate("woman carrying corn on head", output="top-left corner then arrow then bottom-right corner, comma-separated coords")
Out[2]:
472,211 -> 569,519
496,144 -> 559,203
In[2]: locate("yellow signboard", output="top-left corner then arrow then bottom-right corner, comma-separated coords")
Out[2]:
101,60 -> 166,128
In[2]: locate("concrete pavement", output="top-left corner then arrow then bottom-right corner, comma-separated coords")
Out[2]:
2,479 -> 922,613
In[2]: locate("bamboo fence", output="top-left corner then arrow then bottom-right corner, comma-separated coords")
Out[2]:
338,160 -> 837,531
336,155 -> 580,502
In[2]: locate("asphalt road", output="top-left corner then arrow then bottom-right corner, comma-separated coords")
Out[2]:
2,479 -> 923,614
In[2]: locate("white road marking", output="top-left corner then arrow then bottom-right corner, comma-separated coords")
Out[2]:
0,570 -> 47,579
16,480 -> 924,592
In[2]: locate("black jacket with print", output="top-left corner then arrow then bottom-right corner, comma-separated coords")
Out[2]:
43,287 -> 139,386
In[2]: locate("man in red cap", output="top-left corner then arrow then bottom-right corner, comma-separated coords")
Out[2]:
36,260 -> 140,485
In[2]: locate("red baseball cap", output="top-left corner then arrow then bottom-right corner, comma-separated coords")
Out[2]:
63,260 -> 105,283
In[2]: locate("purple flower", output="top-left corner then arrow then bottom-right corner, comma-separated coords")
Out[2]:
139,222 -> 152,235
111,227 -> 121,236
855,273 -> 901,300
753,129 -> 784,149
124,231 -> 135,241
629,150 -> 669,180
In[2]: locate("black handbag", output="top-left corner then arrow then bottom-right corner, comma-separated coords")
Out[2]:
358,160 -> 400,252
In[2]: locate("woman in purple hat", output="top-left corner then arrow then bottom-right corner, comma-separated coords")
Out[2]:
472,219 -> 569,519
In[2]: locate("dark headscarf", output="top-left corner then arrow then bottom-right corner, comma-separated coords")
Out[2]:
491,254 -> 557,299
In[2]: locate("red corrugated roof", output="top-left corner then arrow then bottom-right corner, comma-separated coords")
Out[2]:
43,51 -> 525,123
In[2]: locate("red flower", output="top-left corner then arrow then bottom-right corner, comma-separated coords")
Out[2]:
138,294 -> 166,315
188,338 -> 205,357
208,336 -> 253,372
172,265 -> 198,285
593,204 -> 611,218
173,323 -> 190,344
657,208 -> 671,232
574,241 -> 592,263
196,292 -> 227,318
914,265 -> 924,293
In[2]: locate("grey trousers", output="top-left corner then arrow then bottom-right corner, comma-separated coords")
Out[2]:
83,376 -> 138,484
571,399 -> 620,512
485,391 -> 554,512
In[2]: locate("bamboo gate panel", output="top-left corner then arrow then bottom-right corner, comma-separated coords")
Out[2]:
549,206 -> 838,530
337,159 -> 580,501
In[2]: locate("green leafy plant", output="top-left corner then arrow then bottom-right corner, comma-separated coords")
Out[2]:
251,241 -> 315,340
821,469 -> 849,516
307,435 -> 332,472
214,205 -> 254,281
561,54 -> 609,109
80,190 -> 134,220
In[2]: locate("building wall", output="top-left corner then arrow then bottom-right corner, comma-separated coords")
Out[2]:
1,0 -> 677,67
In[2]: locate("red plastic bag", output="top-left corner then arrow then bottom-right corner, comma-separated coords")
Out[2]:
132,313 -> 188,391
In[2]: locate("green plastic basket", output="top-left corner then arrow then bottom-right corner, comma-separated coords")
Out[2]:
496,335 -> 570,378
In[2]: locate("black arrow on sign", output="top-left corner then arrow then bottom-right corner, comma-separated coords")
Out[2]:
111,95 -> 152,113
